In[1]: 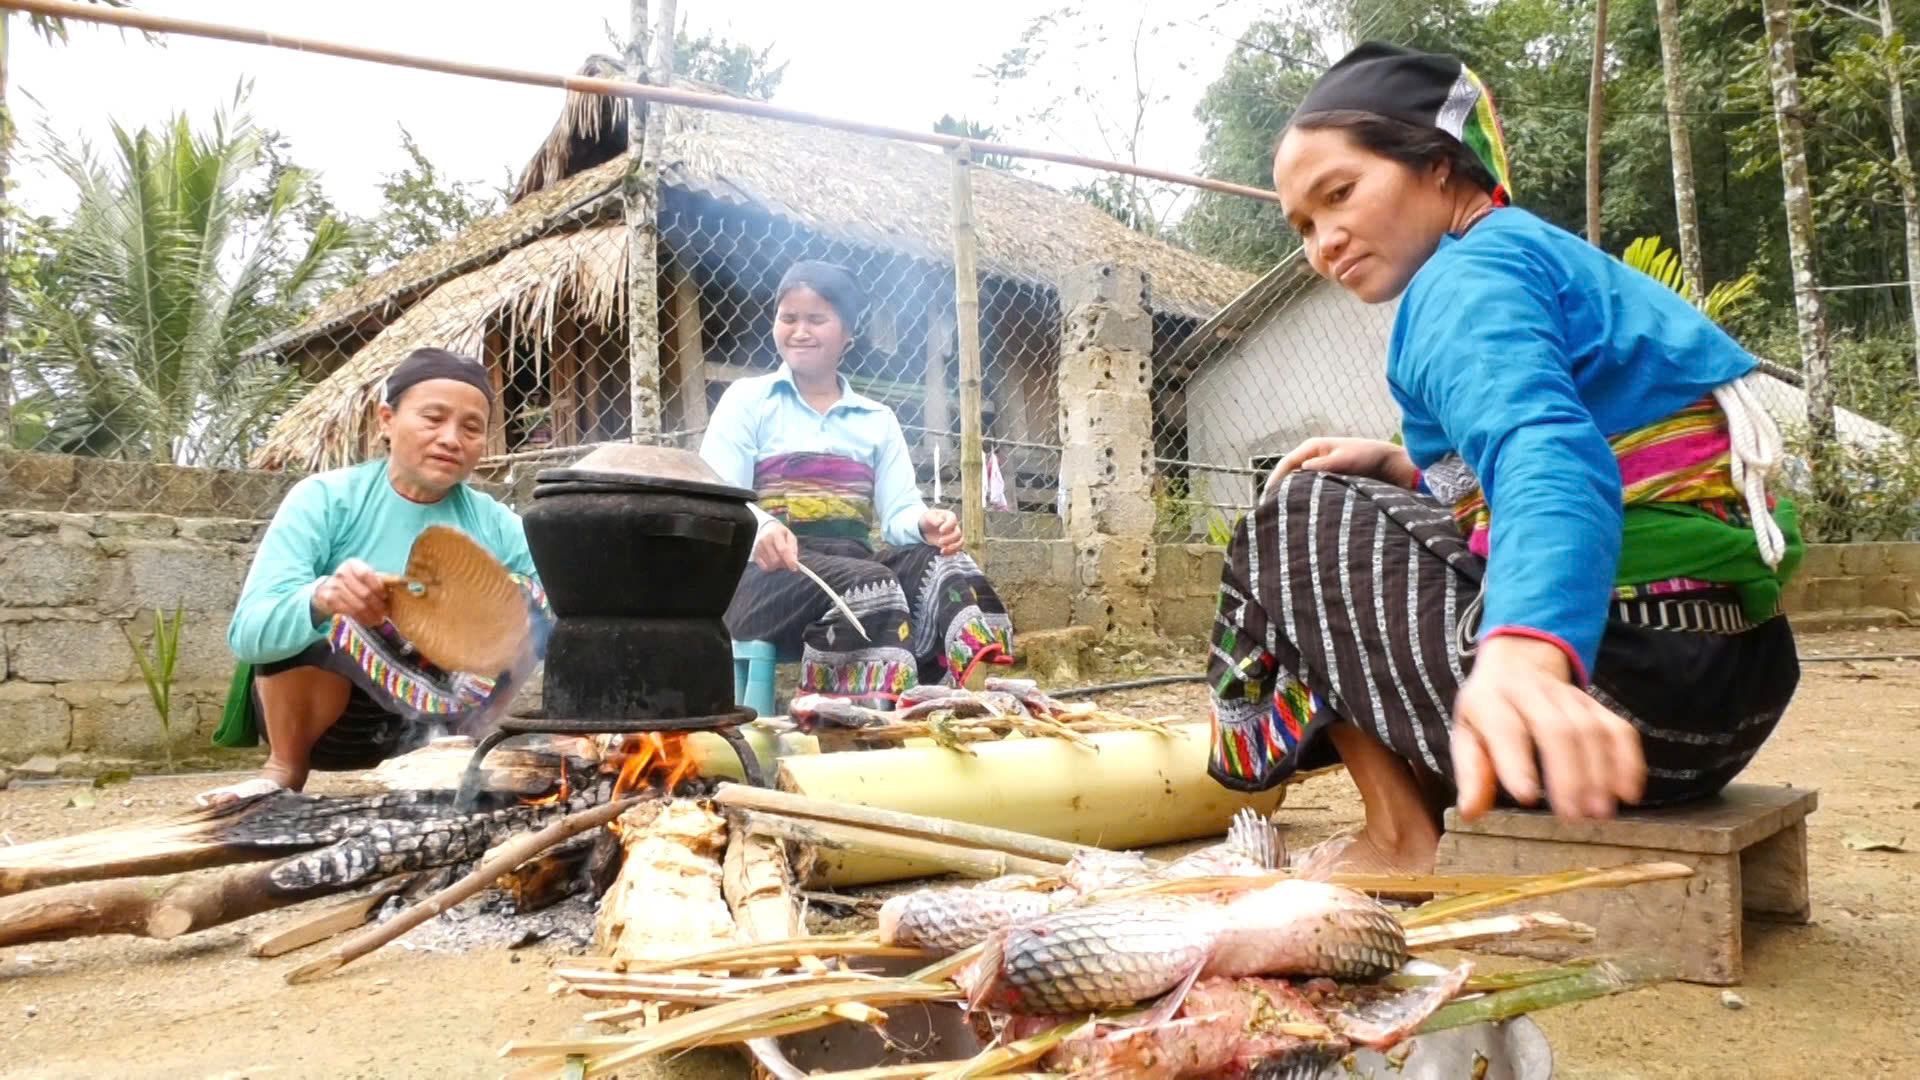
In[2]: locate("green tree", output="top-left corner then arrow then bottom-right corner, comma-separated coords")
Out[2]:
13,87 -> 355,466
674,28 -> 786,101
346,126 -> 496,281
1,0 -> 141,448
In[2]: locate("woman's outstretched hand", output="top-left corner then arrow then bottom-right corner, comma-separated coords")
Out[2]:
1263,437 -> 1418,495
920,508 -> 963,556
1450,635 -> 1648,823
752,520 -> 803,572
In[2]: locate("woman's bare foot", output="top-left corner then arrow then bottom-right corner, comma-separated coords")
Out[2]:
194,760 -> 303,808
1290,822 -> 1440,879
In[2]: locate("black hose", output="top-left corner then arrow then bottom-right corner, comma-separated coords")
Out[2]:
1049,673 -> 1207,699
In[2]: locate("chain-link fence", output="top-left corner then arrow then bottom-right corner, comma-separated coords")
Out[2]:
5,32 -> 1910,547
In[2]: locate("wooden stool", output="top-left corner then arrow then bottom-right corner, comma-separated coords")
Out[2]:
1433,783 -> 1817,986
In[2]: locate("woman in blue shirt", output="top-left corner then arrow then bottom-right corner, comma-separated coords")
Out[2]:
700,261 -> 1014,708
1206,43 -> 1801,879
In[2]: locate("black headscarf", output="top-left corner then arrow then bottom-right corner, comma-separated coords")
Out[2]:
383,347 -> 493,408
776,261 -> 867,332
1295,41 -> 1513,206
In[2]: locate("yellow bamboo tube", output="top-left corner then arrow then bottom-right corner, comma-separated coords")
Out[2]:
770,723 -> 1286,887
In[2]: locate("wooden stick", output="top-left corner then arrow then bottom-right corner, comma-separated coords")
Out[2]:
248,876 -> 416,958
0,800 -> 279,896
711,783 -> 1100,867
950,147 -> 987,562
1405,912 -> 1593,952
284,795 -> 643,984
730,810 -> 1060,881
0,0 -> 1285,205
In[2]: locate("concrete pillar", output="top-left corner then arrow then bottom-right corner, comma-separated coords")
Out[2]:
1056,263 -> 1157,637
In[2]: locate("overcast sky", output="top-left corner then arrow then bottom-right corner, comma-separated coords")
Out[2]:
10,0 -> 1267,221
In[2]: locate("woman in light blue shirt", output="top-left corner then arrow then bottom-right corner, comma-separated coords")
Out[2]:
699,261 -> 1014,707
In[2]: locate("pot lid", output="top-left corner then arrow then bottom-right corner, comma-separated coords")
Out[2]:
534,443 -> 756,502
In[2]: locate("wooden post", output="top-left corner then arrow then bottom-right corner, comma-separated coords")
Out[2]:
668,258 -> 710,441
484,328 -> 507,457
949,147 -> 986,560
622,0 -> 663,441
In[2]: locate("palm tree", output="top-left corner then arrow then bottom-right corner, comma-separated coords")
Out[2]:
2,1 -> 139,447
14,91 -> 356,467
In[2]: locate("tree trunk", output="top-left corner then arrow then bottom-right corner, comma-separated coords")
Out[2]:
623,0 -> 662,441
1879,0 -> 1920,382
1585,0 -> 1610,246
1654,0 -> 1707,298
1761,0 -> 1844,519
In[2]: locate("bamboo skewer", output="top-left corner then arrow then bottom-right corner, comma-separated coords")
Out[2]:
284,795 -> 644,984
710,784 -> 1112,867
730,811 -> 1063,881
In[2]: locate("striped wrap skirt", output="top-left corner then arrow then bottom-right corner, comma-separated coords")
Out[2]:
1206,471 -> 1799,804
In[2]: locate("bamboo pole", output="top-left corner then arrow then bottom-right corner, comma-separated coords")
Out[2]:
730,810 -> 1061,881
710,783 -> 1110,867
0,0 -> 1282,205
949,147 -> 986,561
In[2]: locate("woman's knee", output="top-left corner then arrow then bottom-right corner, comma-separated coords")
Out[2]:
256,666 -> 353,721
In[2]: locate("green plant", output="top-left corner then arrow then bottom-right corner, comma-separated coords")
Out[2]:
1619,236 -> 1762,326
123,604 -> 186,772
1204,511 -> 1238,548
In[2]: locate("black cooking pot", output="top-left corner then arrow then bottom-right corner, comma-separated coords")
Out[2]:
520,444 -> 759,619
542,616 -> 736,719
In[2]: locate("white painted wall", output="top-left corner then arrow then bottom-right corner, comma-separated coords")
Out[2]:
1185,280 -> 1402,512
1182,276 -> 1902,516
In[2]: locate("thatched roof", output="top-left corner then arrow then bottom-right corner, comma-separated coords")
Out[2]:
251,66 -> 1253,369
253,228 -> 626,472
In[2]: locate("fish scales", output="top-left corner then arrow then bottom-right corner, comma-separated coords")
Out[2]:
992,898 -> 1215,1013
878,886 -> 1056,953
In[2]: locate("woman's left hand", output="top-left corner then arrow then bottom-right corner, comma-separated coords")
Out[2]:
1450,635 -> 1647,823
920,508 -> 963,555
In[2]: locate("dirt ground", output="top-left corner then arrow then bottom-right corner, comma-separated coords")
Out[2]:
1,627 -> 1917,1079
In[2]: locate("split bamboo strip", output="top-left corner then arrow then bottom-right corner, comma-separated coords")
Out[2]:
248,876 -> 415,958
1415,955 -> 1675,1034
285,795 -> 644,983
730,811 -> 1062,881
710,784 -> 1105,867
0,0 -> 1284,204
1401,862 -> 1695,929
950,147 -> 986,562
1405,912 -> 1592,951
925,1017 -> 1092,1080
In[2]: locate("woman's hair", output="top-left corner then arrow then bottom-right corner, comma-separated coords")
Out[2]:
1286,109 -> 1498,197
776,260 -> 867,333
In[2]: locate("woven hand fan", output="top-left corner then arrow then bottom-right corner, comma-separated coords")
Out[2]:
380,524 -> 532,676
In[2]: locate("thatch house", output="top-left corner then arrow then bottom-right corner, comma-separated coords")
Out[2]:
248,58 -> 1253,509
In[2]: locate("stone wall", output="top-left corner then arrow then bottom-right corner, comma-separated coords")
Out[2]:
5,478 -> 1918,771
0,510 -> 264,770
1780,543 -> 1920,624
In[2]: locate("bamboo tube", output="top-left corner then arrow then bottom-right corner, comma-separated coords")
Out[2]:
774,722 -> 1285,886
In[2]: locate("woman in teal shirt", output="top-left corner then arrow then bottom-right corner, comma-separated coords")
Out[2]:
201,348 -> 540,806
1206,43 -> 1801,879
700,261 -> 1014,708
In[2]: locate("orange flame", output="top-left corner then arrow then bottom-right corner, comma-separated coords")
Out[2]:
521,758 -> 572,807
610,733 -> 696,800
